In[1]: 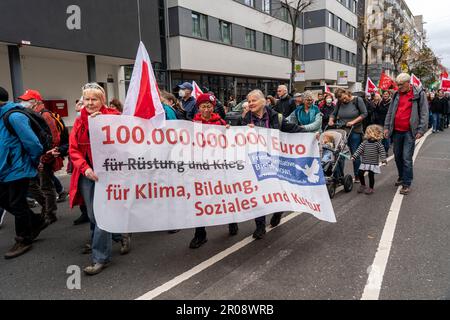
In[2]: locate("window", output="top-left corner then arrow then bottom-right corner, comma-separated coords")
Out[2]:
220,21 -> 232,44
281,39 -> 289,57
192,12 -> 208,39
328,12 -> 334,28
245,0 -> 255,7
263,34 -> 272,53
245,28 -> 256,50
336,48 -> 342,61
346,23 -> 352,37
262,0 -> 271,14
353,1 -> 357,13
345,51 -> 350,64
280,5 -> 289,22
327,44 -> 334,60
337,18 -> 342,32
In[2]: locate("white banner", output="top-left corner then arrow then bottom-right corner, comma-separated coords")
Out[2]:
89,116 -> 336,233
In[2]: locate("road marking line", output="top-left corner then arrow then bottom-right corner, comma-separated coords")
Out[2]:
136,212 -> 301,300
136,137 -> 405,300
361,130 -> 431,300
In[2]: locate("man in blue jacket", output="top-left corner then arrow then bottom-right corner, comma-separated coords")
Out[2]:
0,86 -> 49,259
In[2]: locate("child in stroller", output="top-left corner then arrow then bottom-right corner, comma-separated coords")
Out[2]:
319,128 -> 354,198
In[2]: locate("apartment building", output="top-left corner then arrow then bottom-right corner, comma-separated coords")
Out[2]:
167,0 -> 359,100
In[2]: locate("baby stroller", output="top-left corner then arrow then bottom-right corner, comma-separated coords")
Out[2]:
320,125 -> 354,199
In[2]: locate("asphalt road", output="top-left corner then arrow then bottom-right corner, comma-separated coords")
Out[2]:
0,129 -> 449,300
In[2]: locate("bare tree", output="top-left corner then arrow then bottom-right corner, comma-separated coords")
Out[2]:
359,16 -> 379,85
271,0 -> 314,93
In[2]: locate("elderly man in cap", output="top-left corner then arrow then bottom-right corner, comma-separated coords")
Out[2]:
19,89 -> 62,224
0,86 -> 49,258
178,82 -> 197,120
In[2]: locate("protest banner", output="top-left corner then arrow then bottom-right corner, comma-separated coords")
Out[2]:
89,116 -> 336,233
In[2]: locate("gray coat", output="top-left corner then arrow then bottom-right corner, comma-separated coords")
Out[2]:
384,86 -> 429,137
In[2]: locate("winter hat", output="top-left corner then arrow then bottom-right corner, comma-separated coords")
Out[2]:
196,93 -> 216,107
0,86 -> 9,103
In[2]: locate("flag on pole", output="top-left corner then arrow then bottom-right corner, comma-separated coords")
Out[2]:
123,41 -> 166,128
441,78 -> 450,92
324,83 -> 331,93
365,77 -> 378,94
192,81 -> 204,100
440,71 -> 449,80
379,72 -> 396,91
411,74 -> 423,88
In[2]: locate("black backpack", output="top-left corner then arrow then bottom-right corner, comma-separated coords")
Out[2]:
3,108 -> 53,153
40,109 -> 69,156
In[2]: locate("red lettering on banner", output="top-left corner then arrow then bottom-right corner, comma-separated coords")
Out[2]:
194,197 -> 258,216
291,193 -> 321,212
271,137 -> 306,156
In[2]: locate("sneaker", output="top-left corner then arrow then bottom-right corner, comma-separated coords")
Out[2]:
354,177 -> 360,184
252,224 -> 266,240
270,212 -> 283,228
83,262 -> 110,276
73,213 -> 90,225
120,235 -> 131,255
364,188 -> 375,195
400,186 -> 410,195
57,191 -> 69,203
4,238 -> 32,259
189,236 -> 207,249
395,179 -> 404,187
27,198 -> 39,208
228,223 -> 238,236
357,186 -> 367,194
0,209 -> 6,227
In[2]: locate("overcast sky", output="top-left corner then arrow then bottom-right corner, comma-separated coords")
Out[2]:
405,0 -> 450,69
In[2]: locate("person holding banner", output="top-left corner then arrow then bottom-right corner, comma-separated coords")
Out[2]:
69,83 -> 122,275
241,90 -> 306,240
189,93 -> 239,248
178,82 -> 197,120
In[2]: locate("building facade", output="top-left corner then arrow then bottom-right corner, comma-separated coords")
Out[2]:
167,0 -> 359,101
0,0 -> 166,126
360,0 -> 426,84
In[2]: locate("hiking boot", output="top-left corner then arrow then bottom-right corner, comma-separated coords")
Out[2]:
400,186 -> 411,195
45,213 -> 58,225
83,262 -> 110,276
4,238 -> 32,259
357,186 -> 367,194
189,236 -> 207,249
270,213 -> 283,228
252,224 -> 266,240
57,191 -> 69,203
120,235 -> 131,255
31,219 -> 50,241
364,188 -> 375,195
228,223 -> 238,236
73,212 -> 90,225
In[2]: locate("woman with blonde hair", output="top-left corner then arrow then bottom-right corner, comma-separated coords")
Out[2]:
69,83 -> 122,275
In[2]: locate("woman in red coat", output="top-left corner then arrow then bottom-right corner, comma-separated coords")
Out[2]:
69,83 -> 120,275
189,94 -> 238,249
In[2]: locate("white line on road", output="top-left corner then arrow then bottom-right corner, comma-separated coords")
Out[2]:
137,132 -> 426,300
136,212 -> 301,300
361,130 -> 432,300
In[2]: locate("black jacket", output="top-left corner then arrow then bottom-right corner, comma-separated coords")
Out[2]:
373,99 -> 391,126
274,95 -> 296,118
431,97 -> 448,114
241,106 -> 304,133
214,99 -> 226,120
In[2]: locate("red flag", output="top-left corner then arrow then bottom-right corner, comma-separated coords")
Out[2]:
123,42 -> 166,128
411,74 -> 423,88
379,72 -> 395,91
441,71 -> 449,80
192,81 -> 204,100
365,77 -> 378,94
324,83 -> 331,93
441,78 -> 450,92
